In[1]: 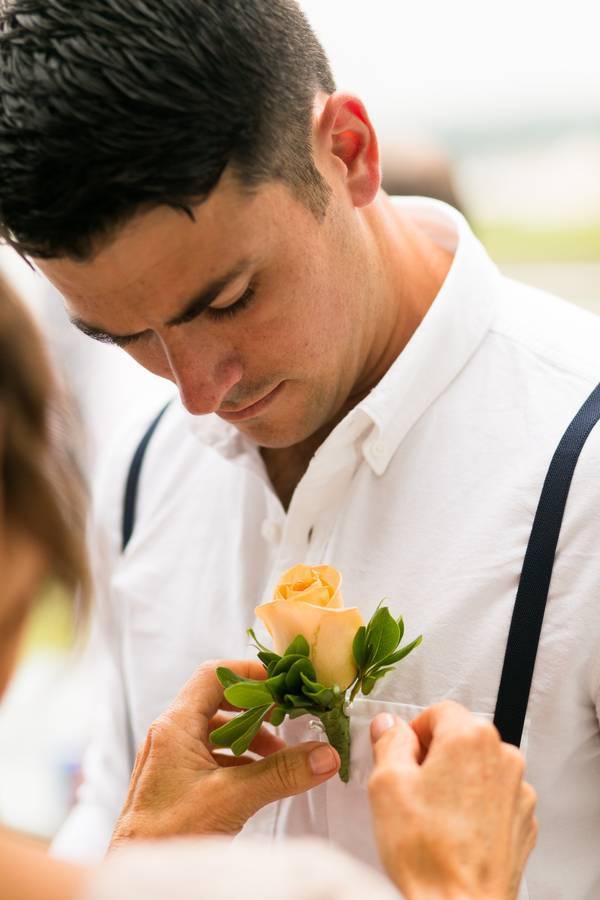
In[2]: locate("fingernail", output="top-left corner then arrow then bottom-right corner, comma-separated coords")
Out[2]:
371,712 -> 395,743
309,744 -> 337,775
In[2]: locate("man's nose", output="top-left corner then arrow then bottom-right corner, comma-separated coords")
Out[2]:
163,338 -> 243,416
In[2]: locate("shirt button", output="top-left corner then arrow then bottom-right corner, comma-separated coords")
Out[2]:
372,441 -> 386,456
261,520 -> 282,544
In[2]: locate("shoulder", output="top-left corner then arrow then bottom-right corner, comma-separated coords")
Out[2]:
93,398 -> 226,492
91,399 -> 217,555
490,277 -> 600,385
97,397 -> 252,554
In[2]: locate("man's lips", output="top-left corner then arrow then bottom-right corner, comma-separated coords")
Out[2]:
217,382 -> 284,422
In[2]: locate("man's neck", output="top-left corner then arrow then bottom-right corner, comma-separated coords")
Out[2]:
261,431 -> 325,512
262,194 -> 454,510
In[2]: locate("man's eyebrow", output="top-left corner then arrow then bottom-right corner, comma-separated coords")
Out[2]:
68,259 -> 255,344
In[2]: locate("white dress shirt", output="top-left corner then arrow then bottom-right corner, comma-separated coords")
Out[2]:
53,198 -> 600,900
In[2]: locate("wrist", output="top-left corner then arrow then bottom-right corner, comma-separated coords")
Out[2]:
401,882 -> 510,900
108,811 -> 156,852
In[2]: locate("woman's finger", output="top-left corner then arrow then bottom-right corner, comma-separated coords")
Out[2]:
167,660 -> 270,740
248,727 -> 286,756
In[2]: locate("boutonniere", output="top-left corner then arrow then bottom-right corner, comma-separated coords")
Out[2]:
210,565 -> 422,781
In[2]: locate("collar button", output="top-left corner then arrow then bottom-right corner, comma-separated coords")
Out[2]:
261,519 -> 282,544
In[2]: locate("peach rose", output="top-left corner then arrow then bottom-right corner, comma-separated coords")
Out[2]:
255,564 -> 364,689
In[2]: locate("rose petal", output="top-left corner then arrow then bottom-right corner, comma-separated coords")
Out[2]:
274,564 -> 343,609
256,599 -> 324,656
311,606 -> 364,689
255,600 -> 363,689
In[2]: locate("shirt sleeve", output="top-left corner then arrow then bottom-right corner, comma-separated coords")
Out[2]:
80,837 -> 402,900
51,430 -> 138,863
50,616 -> 132,860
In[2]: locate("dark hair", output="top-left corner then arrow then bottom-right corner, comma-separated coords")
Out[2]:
0,0 -> 336,259
0,274 -> 90,602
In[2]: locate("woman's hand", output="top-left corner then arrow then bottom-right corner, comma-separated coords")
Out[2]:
110,659 -> 339,847
368,701 -> 538,900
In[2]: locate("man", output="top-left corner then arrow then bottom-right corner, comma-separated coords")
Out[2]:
0,1 -> 597,896
0,277 -> 535,898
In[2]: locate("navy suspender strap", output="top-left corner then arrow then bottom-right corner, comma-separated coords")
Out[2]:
119,401 -> 171,767
121,401 -> 171,552
494,382 -> 600,747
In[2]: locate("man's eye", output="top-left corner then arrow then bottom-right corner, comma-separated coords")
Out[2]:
112,333 -> 143,348
205,285 -> 256,321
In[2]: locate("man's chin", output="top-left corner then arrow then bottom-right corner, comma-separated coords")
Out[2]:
219,382 -> 331,449
230,410 -> 322,450
237,421 -> 312,449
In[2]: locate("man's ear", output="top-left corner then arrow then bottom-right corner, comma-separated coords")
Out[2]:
315,92 -> 381,208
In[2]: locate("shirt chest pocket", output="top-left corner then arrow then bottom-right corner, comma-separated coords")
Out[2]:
324,697 -> 432,869
241,697 -> 529,900
325,696 -> 528,900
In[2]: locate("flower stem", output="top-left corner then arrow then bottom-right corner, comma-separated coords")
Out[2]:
318,707 -> 351,782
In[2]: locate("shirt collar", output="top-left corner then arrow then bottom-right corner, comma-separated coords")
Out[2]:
184,197 -> 501,472
185,407 -> 244,457
356,197 -> 501,475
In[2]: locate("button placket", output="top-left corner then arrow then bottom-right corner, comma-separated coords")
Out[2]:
263,420 -> 368,583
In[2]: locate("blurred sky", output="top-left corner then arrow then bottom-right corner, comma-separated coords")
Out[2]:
300,1 -> 600,138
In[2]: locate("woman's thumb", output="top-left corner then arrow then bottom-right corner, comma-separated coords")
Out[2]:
370,713 -> 421,769
236,741 -> 340,812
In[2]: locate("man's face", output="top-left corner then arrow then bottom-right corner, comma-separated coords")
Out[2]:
35,171 -> 374,448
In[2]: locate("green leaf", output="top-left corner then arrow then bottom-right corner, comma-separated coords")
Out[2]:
397,616 -> 405,643
231,706 -> 273,756
378,634 -> 423,667
365,607 -> 401,664
283,635 -> 310,657
302,685 -> 335,708
270,706 -> 287,727
272,654 -> 307,676
258,650 -> 281,670
288,707 -> 311,719
264,672 -> 287,699
299,672 -> 337,706
285,657 -> 317,693
216,667 -> 249,690
210,704 -> 271,748
363,665 -> 396,684
352,626 -> 367,667
299,672 -> 328,693
284,693 -> 316,708
247,628 -> 271,654
361,675 -> 377,695
224,682 -> 273,709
